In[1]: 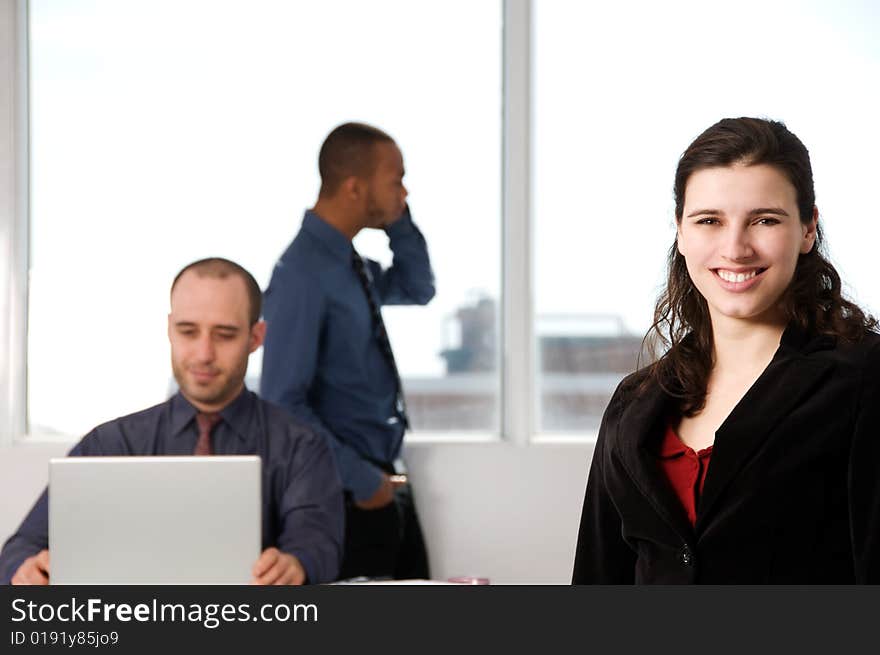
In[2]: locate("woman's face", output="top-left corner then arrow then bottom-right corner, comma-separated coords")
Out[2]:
677,163 -> 817,328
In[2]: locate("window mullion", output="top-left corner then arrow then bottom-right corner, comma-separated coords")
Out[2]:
501,0 -> 533,445
0,0 -> 30,445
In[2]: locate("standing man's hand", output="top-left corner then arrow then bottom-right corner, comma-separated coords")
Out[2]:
11,549 -> 50,585
355,472 -> 407,510
252,547 -> 306,585
378,202 -> 408,230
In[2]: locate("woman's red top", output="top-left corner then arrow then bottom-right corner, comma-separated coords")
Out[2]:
657,424 -> 713,526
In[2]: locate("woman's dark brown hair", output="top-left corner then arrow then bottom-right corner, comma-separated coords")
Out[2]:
643,117 -> 876,416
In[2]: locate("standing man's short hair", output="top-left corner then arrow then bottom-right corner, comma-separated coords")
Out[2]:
318,122 -> 395,196
171,257 -> 262,325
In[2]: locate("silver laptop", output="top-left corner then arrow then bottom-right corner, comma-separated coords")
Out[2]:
49,456 -> 261,585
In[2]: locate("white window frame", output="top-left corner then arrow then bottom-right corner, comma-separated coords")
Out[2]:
0,0 -> 29,445
501,0 -> 534,446
0,0 -> 555,447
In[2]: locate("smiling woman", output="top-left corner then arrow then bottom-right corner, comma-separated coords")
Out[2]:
677,164 -> 815,336
572,117 -> 880,584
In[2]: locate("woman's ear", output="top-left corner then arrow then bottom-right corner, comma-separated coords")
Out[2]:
801,206 -> 819,254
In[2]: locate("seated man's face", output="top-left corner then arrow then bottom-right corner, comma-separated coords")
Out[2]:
168,271 -> 262,412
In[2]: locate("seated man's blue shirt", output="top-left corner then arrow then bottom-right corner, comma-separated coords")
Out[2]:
0,388 -> 345,585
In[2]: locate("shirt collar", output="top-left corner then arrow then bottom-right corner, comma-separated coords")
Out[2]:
170,386 -> 254,442
657,423 -> 713,459
657,423 -> 688,459
302,210 -> 354,263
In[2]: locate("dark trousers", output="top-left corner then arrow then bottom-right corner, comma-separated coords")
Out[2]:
339,472 -> 430,581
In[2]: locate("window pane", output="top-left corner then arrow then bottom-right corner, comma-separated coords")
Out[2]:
534,0 -> 880,432
28,0 -> 502,436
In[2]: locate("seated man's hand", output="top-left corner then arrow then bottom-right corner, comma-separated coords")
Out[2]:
12,549 -> 50,585
252,547 -> 306,585
354,472 -> 405,510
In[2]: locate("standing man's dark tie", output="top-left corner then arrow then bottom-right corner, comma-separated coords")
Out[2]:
351,248 -> 410,429
194,413 -> 221,455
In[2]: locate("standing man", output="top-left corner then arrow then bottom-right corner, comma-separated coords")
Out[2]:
0,258 -> 344,585
260,122 -> 435,580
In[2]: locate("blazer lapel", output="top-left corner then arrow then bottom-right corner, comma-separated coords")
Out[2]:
613,379 -> 696,542
695,328 -> 835,531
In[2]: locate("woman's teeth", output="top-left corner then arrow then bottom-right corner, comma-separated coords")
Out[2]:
718,269 -> 760,283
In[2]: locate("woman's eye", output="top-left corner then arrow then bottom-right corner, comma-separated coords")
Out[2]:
755,217 -> 780,225
696,218 -> 719,225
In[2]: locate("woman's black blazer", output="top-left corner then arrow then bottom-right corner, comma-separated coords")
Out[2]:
572,325 -> 880,584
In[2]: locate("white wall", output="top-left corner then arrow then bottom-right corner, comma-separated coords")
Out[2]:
0,440 -> 595,584
0,442 -> 70,537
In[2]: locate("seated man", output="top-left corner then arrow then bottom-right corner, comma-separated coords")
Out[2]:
0,257 -> 344,585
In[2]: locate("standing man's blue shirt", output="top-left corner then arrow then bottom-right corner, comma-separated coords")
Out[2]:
260,207 -> 435,502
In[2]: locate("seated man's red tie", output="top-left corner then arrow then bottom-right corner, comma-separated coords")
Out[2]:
194,413 -> 221,455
